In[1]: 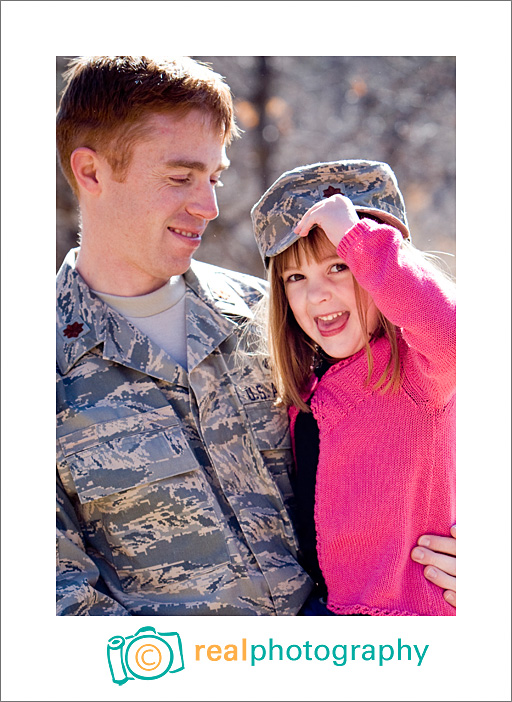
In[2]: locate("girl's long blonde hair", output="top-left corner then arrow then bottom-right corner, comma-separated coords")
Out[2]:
266,227 -> 401,413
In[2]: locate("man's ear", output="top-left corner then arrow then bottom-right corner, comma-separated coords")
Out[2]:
70,147 -> 103,195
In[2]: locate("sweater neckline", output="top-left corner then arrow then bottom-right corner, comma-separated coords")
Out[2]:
320,333 -> 383,381
300,334 -> 388,404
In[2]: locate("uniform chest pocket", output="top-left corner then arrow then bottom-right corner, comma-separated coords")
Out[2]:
59,406 -> 200,503
58,406 -> 231,587
241,399 -> 295,509
242,399 -> 291,452
226,353 -> 290,452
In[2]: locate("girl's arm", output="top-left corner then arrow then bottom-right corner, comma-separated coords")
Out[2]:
295,195 -> 456,404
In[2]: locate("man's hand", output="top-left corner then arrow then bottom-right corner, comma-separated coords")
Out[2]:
411,524 -> 456,607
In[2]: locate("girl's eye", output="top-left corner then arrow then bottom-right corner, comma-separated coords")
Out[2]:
330,262 -> 349,273
285,273 -> 305,283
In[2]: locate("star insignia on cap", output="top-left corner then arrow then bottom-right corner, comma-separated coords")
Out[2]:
63,321 -> 84,339
323,185 -> 343,198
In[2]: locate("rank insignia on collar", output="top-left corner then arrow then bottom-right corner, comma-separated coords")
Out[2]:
206,276 -> 236,304
215,287 -> 233,301
59,318 -> 90,341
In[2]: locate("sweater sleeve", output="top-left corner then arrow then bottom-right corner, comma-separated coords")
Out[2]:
337,219 -> 456,405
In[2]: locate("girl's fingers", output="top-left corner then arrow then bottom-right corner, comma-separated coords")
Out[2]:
295,195 -> 359,239
295,209 -> 320,236
294,198 -> 338,235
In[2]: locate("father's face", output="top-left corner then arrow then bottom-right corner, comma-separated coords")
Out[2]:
98,110 -> 229,292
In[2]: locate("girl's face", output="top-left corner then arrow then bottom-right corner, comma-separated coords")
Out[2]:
282,243 -> 380,360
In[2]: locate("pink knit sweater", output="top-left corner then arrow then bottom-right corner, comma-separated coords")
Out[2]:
289,220 -> 456,616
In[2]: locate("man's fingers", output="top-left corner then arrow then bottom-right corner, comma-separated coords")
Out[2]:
443,590 -> 456,608
417,533 -> 456,556
411,526 -> 457,608
423,565 -> 456,595
411,547 -> 456,576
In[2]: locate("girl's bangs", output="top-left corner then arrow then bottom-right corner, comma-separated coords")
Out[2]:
276,227 -> 337,275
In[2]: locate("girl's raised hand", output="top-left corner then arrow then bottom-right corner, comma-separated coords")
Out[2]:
293,194 -> 360,249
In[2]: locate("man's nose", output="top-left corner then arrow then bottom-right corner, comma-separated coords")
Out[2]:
186,184 -> 219,222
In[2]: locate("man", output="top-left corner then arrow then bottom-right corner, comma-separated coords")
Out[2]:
56,56 -> 456,615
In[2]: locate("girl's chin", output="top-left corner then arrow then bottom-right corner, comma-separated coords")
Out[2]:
316,339 -> 364,360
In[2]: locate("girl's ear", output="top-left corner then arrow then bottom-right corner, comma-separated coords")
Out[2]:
70,147 -> 102,195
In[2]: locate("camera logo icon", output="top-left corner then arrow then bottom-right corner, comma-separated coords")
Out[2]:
107,626 -> 184,684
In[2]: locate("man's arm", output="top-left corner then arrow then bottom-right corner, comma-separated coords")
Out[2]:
57,476 -> 131,616
411,524 -> 456,608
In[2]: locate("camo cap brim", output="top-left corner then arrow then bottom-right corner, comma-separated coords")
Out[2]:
251,159 -> 410,266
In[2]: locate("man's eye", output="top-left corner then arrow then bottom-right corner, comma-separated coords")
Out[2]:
211,179 -> 224,188
169,176 -> 190,184
330,262 -> 348,273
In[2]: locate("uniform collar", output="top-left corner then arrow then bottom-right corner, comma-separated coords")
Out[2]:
183,259 -> 257,371
56,250 -> 255,377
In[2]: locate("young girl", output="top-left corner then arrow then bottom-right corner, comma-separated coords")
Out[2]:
251,160 -> 456,616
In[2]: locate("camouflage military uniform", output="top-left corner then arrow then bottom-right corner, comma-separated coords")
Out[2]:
56,249 -> 312,615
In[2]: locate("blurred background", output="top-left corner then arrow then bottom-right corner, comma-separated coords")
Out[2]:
56,56 -> 455,279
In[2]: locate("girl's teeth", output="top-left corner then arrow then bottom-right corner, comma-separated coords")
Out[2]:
319,312 -> 344,321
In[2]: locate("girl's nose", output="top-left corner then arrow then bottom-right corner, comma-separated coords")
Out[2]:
307,279 -> 331,305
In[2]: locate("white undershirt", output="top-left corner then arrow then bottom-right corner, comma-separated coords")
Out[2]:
93,276 -> 188,369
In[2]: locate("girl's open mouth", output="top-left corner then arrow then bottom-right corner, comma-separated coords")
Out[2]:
315,311 -> 350,337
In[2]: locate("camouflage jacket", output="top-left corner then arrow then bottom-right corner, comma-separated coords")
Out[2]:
56,249 -> 312,616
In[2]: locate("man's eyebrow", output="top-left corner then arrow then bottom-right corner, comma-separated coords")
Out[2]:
163,159 -> 230,172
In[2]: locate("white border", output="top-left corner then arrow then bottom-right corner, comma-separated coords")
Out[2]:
1,2 -> 510,700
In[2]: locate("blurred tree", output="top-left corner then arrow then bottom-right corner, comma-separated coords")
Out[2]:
253,56 -> 273,193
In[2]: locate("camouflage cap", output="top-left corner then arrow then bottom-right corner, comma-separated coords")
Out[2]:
251,159 -> 410,265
